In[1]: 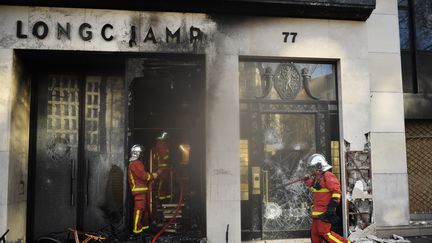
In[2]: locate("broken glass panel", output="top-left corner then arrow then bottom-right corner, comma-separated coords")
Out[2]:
239,59 -> 338,240
261,113 -> 314,238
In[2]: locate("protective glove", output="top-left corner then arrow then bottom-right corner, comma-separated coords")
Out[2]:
319,199 -> 340,224
312,178 -> 321,190
326,198 -> 339,213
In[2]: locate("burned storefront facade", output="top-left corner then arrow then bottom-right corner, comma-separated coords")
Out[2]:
0,0 -> 420,242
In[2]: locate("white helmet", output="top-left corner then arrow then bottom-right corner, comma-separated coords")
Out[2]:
307,153 -> 332,172
129,144 -> 145,161
157,131 -> 169,141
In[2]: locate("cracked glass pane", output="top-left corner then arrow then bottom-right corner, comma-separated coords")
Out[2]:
261,113 -> 314,237
240,59 -> 338,240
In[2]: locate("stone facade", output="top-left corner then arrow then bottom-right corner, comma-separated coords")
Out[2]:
0,1 -> 410,242
367,0 -> 409,228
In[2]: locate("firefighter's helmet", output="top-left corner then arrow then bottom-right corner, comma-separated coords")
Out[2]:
129,144 -> 145,161
307,153 -> 332,172
157,131 -> 169,141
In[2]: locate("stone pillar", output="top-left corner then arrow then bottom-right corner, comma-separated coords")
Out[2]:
0,48 -> 30,242
205,54 -> 241,243
367,0 -> 410,226
0,49 -> 13,235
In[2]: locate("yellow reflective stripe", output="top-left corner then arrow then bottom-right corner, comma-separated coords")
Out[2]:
133,209 -> 149,233
159,195 -> 171,200
312,211 -> 324,216
332,193 -> 341,198
327,232 -> 343,243
133,226 -> 149,233
130,171 -> 148,191
311,188 -> 330,192
134,210 -> 142,233
158,180 -> 171,199
146,172 -> 151,181
158,163 -> 168,167
129,171 -> 136,190
163,155 -> 169,160
159,180 -> 163,191
132,187 -> 148,191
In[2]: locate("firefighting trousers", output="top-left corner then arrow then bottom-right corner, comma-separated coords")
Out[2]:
132,194 -> 150,234
311,218 -> 350,243
158,168 -> 171,200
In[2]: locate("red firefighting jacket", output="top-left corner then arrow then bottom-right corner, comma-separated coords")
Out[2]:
305,171 -> 342,217
128,159 -> 152,196
153,140 -> 170,169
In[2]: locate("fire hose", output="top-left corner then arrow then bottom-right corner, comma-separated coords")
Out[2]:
151,168 -> 184,243
284,176 -> 308,186
275,175 -> 310,190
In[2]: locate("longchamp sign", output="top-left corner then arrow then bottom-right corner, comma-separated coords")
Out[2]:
15,20 -> 204,47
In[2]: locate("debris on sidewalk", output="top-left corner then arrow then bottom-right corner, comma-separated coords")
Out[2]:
345,137 -> 374,233
348,224 -> 411,243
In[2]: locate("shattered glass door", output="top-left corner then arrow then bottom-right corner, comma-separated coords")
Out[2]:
32,74 -> 125,240
239,59 -> 339,240
260,113 -> 315,239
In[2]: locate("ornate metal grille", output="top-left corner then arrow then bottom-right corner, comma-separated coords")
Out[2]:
47,75 -> 79,148
406,120 -> 432,214
85,78 -> 101,152
47,76 -> 102,153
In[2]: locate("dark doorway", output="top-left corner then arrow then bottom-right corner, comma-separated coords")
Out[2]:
126,57 -> 206,238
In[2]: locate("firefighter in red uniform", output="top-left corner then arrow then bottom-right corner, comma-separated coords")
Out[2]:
304,153 -> 351,243
152,132 -> 172,202
128,144 -> 158,235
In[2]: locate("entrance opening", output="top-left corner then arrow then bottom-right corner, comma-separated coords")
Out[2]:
22,51 -> 206,242
126,57 -> 206,241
